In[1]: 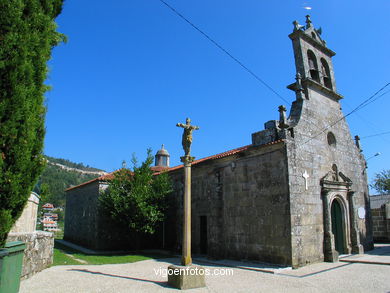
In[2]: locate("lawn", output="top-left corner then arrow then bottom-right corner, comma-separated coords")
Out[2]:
53,241 -> 171,266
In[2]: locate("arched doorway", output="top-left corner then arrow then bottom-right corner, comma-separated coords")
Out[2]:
331,199 -> 345,254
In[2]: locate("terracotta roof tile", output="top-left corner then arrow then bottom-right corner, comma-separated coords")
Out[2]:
66,139 -> 284,191
65,171 -> 115,191
160,139 -> 284,174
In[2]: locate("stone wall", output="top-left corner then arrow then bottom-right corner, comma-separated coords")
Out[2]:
168,141 -> 292,266
285,86 -> 372,267
281,23 -> 374,267
11,192 -> 40,233
371,205 -> 390,241
64,180 -> 101,249
7,231 -> 54,279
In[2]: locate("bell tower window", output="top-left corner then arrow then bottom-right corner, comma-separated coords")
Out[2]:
321,58 -> 333,90
307,50 -> 320,82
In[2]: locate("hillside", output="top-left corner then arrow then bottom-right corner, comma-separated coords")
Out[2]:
34,156 -> 107,207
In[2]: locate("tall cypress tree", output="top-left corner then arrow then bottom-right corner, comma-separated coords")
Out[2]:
0,0 -> 64,247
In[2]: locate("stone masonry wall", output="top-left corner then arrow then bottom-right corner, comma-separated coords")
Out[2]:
371,206 -> 390,241
286,85 -> 373,267
168,142 -> 292,266
7,231 -> 54,280
64,181 -> 100,249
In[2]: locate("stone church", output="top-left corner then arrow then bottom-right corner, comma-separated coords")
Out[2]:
65,16 -> 373,268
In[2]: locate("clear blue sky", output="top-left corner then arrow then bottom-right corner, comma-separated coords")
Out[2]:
44,0 -> 390,193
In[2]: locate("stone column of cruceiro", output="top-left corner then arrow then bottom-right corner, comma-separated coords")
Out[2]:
176,117 -> 199,266
167,118 -> 205,290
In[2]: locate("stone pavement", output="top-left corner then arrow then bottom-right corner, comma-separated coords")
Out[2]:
20,244 -> 390,293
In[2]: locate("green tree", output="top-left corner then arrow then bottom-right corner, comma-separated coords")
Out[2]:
99,149 -> 172,235
0,0 -> 64,247
371,169 -> 390,194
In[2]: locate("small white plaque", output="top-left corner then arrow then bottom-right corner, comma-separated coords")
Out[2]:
358,207 -> 366,219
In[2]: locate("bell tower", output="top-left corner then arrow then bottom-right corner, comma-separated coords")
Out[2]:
284,15 -> 372,267
288,15 -> 341,101
155,144 -> 170,167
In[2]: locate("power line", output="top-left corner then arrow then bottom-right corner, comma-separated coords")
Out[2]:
361,131 -> 390,139
342,101 -> 390,144
158,0 -> 291,105
299,82 -> 390,147
344,83 -> 390,117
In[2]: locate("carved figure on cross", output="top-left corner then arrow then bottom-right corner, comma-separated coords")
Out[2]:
176,118 -> 199,157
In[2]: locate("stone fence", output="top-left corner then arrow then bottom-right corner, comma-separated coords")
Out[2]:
370,194 -> 390,242
7,231 -> 54,279
371,206 -> 390,241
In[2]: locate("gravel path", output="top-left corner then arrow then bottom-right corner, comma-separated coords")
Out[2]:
20,255 -> 390,293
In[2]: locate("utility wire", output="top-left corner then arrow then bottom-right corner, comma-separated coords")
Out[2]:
344,83 -> 390,117
299,82 -> 390,147
158,0 -> 390,144
158,0 -> 291,105
361,131 -> 390,139
342,101 -> 390,144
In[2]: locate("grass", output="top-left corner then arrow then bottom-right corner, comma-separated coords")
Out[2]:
52,241 -> 170,266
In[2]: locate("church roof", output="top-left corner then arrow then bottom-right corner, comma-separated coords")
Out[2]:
158,139 -> 284,174
65,172 -> 116,191
156,144 -> 170,156
66,139 -> 284,191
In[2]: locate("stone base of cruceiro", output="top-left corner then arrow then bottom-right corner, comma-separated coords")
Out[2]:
167,264 -> 206,290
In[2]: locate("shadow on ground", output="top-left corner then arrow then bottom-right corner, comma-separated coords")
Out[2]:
68,268 -> 170,288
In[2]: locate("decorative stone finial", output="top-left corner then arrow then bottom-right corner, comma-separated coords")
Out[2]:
295,73 -> 305,100
354,135 -> 362,152
293,20 -> 299,31
293,20 -> 305,32
295,73 -> 303,91
306,15 -> 312,29
278,105 -> 289,129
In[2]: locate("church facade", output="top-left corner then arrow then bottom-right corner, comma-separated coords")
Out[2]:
64,16 -> 373,268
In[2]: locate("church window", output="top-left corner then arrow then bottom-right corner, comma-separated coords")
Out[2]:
161,156 -> 167,166
327,132 -> 336,147
307,50 -> 320,82
321,58 -> 333,89
311,32 -> 316,39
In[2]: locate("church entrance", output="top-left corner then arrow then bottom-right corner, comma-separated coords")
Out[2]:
331,199 -> 345,254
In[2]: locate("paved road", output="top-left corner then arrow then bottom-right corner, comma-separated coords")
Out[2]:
20,245 -> 390,293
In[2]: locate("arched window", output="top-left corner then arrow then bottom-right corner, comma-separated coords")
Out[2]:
307,50 -> 320,82
321,58 -> 333,89
327,132 -> 336,147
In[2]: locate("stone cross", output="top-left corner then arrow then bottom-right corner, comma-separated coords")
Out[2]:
302,170 -> 309,190
278,105 -> 289,129
176,117 -> 199,266
176,118 -> 200,157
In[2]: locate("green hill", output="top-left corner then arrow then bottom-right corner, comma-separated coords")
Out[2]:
34,156 -> 106,207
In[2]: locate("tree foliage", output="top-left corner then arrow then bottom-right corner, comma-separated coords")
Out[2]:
0,0 -> 64,247
371,169 -> 390,194
99,149 -> 172,234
